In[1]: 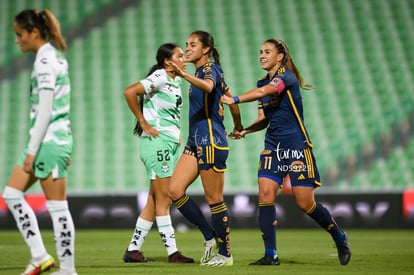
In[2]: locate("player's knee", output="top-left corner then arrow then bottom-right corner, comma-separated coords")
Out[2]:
3,186 -> 24,207
258,190 -> 276,202
204,193 -> 223,205
296,200 -> 313,212
168,188 -> 181,202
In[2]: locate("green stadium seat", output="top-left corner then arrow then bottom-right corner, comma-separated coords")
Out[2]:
1,0 -> 413,192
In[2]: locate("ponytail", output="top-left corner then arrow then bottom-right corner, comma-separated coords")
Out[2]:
41,9 -> 67,52
266,38 -> 312,90
133,94 -> 145,136
286,57 -> 313,90
211,47 -> 221,66
14,9 -> 67,52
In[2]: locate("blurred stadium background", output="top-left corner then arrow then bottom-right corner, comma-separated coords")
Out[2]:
1,0 -> 413,199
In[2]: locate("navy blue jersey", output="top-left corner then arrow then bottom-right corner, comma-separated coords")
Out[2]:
258,67 -> 312,150
186,62 -> 228,149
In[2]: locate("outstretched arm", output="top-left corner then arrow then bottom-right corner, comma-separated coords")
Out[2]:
168,61 -> 214,93
222,78 -> 285,105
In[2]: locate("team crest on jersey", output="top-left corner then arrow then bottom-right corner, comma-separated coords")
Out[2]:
161,162 -> 169,173
270,94 -> 282,107
202,66 -> 212,73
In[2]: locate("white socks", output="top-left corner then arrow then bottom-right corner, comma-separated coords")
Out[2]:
3,186 -> 47,259
4,186 -> 76,272
47,200 -> 76,273
156,215 -> 177,256
127,215 -> 178,256
127,217 -> 153,251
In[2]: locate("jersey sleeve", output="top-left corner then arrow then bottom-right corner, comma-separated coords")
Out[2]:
27,90 -> 54,155
200,64 -> 219,86
140,69 -> 167,95
268,77 -> 286,94
35,54 -> 57,92
270,72 -> 296,91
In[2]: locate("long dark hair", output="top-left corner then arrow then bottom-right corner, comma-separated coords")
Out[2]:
133,43 -> 179,136
15,9 -> 67,52
265,38 -> 312,90
191,30 -> 221,66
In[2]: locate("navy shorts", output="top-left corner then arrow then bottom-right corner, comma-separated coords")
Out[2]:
183,144 -> 228,172
257,147 -> 321,187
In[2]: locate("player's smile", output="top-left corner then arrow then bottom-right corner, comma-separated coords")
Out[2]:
260,59 -> 268,65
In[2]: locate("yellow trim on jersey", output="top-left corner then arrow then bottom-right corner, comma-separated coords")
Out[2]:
204,93 -> 214,144
213,166 -> 227,173
203,92 -> 229,152
304,148 -> 315,178
214,144 -> 229,150
286,90 -> 313,148
206,146 -> 213,164
201,67 -> 229,172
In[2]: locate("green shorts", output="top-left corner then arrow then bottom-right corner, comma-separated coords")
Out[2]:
139,137 -> 179,181
17,142 -> 72,179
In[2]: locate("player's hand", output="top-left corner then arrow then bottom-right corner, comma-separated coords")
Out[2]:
168,61 -> 185,77
141,121 -> 160,138
23,154 -> 35,174
221,95 -> 234,105
232,129 -> 249,139
228,128 -> 245,139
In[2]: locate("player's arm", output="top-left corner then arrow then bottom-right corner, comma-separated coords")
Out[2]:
183,71 -> 215,93
239,107 -> 268,137
24,90 -> 54,173
168,61 -> 214,93
222,78 -> 285,105
124,82 -> 145,124
224,88 -> 243,132
123,82 -> 159,137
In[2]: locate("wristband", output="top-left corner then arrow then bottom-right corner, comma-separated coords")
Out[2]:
233,96 -> 240,104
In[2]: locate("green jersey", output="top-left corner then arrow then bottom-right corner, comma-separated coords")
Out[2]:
139,69 -> 183,143
28,43 -> 72,155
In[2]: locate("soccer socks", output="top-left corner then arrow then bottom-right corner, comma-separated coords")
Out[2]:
47,200 -> 76,273
128,217 -> 153,251
258,202 -> 277,258
173,194 -> 215,241
306,201 -> 345,243
3,186 -> 48,259
156,215 -> 178,255
210,202 -> 231,257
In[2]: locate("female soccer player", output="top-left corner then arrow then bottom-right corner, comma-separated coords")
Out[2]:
221,38 -> 351,266
123,43 -> 194,264
2,9 -> 77,275
168,30 -> 243,267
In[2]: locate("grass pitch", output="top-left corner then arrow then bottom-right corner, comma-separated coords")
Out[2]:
1,229 -> 413,274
